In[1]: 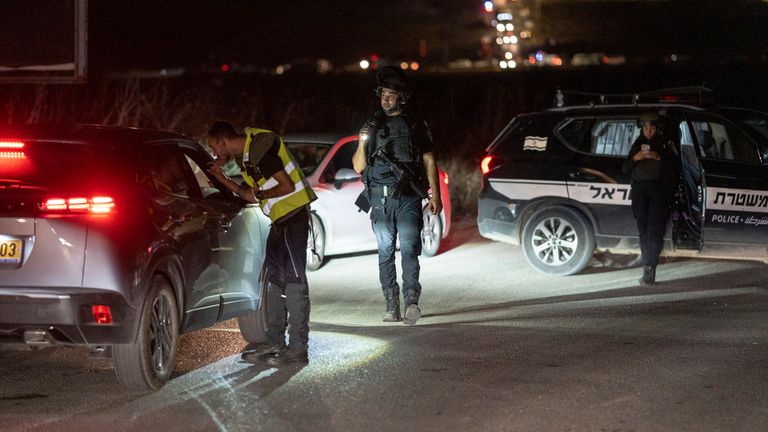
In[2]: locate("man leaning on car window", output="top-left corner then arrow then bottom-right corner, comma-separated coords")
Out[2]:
206,121 -> 317,366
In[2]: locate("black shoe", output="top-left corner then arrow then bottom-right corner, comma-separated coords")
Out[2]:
382,289 -> 401,322
241,344 -> 284,363
403,304 -> 422,326
265,348 -> 308,366
639,266 -> 656,286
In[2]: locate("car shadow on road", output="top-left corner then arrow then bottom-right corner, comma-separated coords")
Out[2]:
582,250 -> 692,274
432,215 -> 483,255
422,265 -> 768,322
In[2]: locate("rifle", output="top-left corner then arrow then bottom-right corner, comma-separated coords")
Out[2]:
370,146 -> 430,200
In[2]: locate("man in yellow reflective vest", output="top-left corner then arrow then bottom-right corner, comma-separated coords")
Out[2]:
206,121 -> 317,366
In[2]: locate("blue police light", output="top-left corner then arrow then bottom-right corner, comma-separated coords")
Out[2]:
483,1 -> 493,13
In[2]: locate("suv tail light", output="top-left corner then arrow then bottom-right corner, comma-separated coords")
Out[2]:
481,156 -> 494,174
0,141 -> 25,159
41,196 -> 115,214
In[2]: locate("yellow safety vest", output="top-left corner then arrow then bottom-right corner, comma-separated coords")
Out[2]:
240,128 -> 316,223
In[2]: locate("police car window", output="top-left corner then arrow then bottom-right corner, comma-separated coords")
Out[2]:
591,119 -> 638,156
320,140 -> 358,184
688,114 -> 759,163
556,118 -> 595,153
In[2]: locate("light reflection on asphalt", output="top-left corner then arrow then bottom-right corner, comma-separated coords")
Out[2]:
103,331 -> 388,421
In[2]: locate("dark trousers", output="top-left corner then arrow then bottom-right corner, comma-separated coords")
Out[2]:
631,181 -> 672,268
369,188 -> 423,304
264,208 -> 310,351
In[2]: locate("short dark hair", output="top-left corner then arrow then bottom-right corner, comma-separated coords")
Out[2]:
207,121 -> 239,139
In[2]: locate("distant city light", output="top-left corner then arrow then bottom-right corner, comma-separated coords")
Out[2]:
275,65 -> 285,75
505,52 -> 513,60
359,59 -> 370,70
484,1 -> 493,13
496,23 -> 505,32
510,35 -> 518,44
499,60 -> 508,69
497,12 -> 513,21
400,61 -> 409,70
535,52 -> 544,62
520,31 -> 531,39
508,60 -> 517,69
503,36 -> 511,44
220,63 -> 229,72
496,37 -> 504,45
410,61 -> 420,71
505,23 -> 514,31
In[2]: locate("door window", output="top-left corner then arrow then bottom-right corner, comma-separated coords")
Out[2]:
141,144 -> 196,197
688,114 -> 760,163
320,140 -> 358,184
590,119 -> 639,156
180,146 -> 229,199
557,117 -> 639,156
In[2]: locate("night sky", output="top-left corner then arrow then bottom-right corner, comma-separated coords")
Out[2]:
88,0 -> 484,70
3,0 -> 768,71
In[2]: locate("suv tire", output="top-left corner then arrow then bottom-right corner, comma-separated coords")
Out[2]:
237,269 -> 269,343
113,274 -> 179,391
521,207 -> 595,276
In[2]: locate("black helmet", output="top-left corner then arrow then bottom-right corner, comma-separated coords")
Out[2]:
638,112 -> 660,126
376,65 -> 409,93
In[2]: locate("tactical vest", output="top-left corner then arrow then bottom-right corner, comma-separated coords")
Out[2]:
240,128 -> 317,223
366,114 -> 425,186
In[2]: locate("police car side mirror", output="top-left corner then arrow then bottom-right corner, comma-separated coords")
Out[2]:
334,168 -> 361,189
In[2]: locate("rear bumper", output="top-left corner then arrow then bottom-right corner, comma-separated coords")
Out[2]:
477,192 -> 521,245
0,288 -> 137,345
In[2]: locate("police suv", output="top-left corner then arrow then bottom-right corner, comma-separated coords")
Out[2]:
477,89 -> 768,275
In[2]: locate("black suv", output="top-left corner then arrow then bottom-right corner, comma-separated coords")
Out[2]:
1,124 -> 271,391
478,89 -> 768,276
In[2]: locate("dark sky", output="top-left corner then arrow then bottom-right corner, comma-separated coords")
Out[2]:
89,0 -> 485,70
4,0 -> 767,71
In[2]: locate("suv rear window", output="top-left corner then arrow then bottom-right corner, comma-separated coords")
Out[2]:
558,117 -> 639,156
0,141 -> 96,191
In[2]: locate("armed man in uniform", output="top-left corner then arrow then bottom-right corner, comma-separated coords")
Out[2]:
352,65 -> 442,326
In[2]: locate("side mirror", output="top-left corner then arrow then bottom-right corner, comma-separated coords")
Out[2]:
333,168 -> 361,189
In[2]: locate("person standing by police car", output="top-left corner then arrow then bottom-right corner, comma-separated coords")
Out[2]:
206,121 -> 317,365
352,65 -> 442,326
623,112 -> 679,286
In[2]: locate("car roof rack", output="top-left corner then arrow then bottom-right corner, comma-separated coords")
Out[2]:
554,85 -> 713,108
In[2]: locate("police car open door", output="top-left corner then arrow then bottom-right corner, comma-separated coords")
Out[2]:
675,113 -> 768,258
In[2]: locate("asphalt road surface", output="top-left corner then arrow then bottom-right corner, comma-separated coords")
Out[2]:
2,219 -> 768,432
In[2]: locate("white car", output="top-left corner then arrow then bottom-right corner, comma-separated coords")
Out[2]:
284,134 -> 452,271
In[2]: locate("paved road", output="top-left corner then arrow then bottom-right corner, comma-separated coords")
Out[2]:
2,220 -> 768,432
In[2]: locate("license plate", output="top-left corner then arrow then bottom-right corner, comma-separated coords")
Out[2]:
0,239 -> 23,264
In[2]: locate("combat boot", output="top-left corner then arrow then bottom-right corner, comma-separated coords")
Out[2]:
382,289 -> 401,322
639,266 -> 656,286
403,293 -> 421,326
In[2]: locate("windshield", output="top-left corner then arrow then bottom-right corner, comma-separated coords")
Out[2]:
285,142 -> 331,176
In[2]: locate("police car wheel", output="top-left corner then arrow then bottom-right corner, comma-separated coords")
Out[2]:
306,213 -> 325,271
421,207 -> 443,257
521,207 -> 595,276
